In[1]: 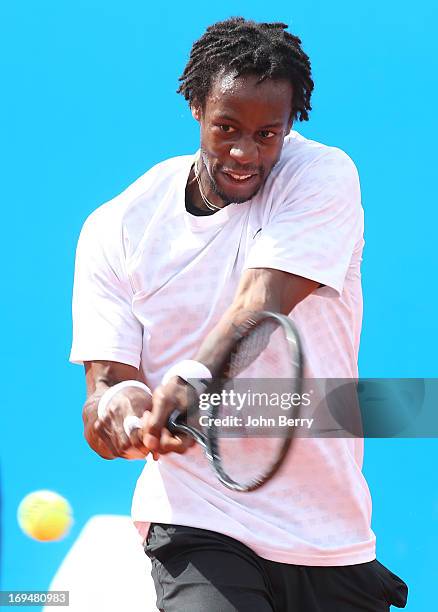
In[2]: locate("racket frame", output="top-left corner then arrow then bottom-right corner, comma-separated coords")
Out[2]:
167,311 -> 303,492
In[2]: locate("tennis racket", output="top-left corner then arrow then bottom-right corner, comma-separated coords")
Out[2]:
167,311 -> 303,492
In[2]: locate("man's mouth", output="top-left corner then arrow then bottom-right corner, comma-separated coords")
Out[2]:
222,171 -> 258,184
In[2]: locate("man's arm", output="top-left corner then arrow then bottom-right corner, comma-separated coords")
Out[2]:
143,269 -> 318,452
194,268 -> 318,375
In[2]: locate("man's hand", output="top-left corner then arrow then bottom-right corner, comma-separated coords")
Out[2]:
142,377 -> 197,455
83,360 -> 195,460
94,386 -> 156,459
84,386 -> 156,460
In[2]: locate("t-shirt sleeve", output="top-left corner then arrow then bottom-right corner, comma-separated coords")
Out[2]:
69,205 -> 143,367
244,149 -> 364,296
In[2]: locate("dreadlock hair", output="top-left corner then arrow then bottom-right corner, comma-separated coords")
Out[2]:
177,17 -> 314,122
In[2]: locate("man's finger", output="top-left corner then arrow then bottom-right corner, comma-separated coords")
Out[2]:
149,386 -> 174,428
96,415 -> 149,459
126,427 -> 154,459
135,411 -> 160,460
124,414 -> 159,458
144,386 -> 174,449
155,429 -> 195,455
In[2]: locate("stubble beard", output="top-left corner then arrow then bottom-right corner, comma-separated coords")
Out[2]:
200,150 -> 262,205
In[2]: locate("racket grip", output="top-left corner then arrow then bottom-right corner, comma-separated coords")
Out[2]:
123,415 -> 143,437
167,409 -> 182,433
167,409 -> 208,451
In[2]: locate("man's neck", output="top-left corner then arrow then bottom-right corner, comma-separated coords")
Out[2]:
185,187 -> 215,216
186,162 -> 229,215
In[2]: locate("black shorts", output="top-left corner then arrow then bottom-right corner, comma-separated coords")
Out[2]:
144,523 -> 408,612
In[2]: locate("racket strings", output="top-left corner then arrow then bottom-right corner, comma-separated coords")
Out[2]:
226,320 -> 277,377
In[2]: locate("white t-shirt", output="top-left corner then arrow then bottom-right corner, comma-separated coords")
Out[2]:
70,130 -> 376,566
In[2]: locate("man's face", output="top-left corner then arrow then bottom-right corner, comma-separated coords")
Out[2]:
192,71 -> 293,205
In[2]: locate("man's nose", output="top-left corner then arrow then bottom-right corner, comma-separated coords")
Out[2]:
229,137 -> 258,166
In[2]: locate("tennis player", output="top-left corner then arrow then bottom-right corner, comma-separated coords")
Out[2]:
70,17 -> 408,611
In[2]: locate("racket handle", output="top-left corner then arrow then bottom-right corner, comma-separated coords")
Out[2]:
123,415 -> 143,437
167,409 -> 208,450
167,409 -> 182,433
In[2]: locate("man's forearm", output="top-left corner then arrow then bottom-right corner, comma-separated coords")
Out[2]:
82,392 -> 115,459
194,268 -> 318,376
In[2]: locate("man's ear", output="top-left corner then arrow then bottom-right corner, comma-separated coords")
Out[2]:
191,103 -> 202,122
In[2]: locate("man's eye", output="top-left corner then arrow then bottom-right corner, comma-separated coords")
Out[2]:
219,125 -> 236,133
259,130 -> 276,139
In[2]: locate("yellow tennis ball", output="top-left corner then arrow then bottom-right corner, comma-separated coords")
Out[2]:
17,490 -> 73,542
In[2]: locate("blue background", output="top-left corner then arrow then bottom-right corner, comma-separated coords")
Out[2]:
1,1 -> 437,610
